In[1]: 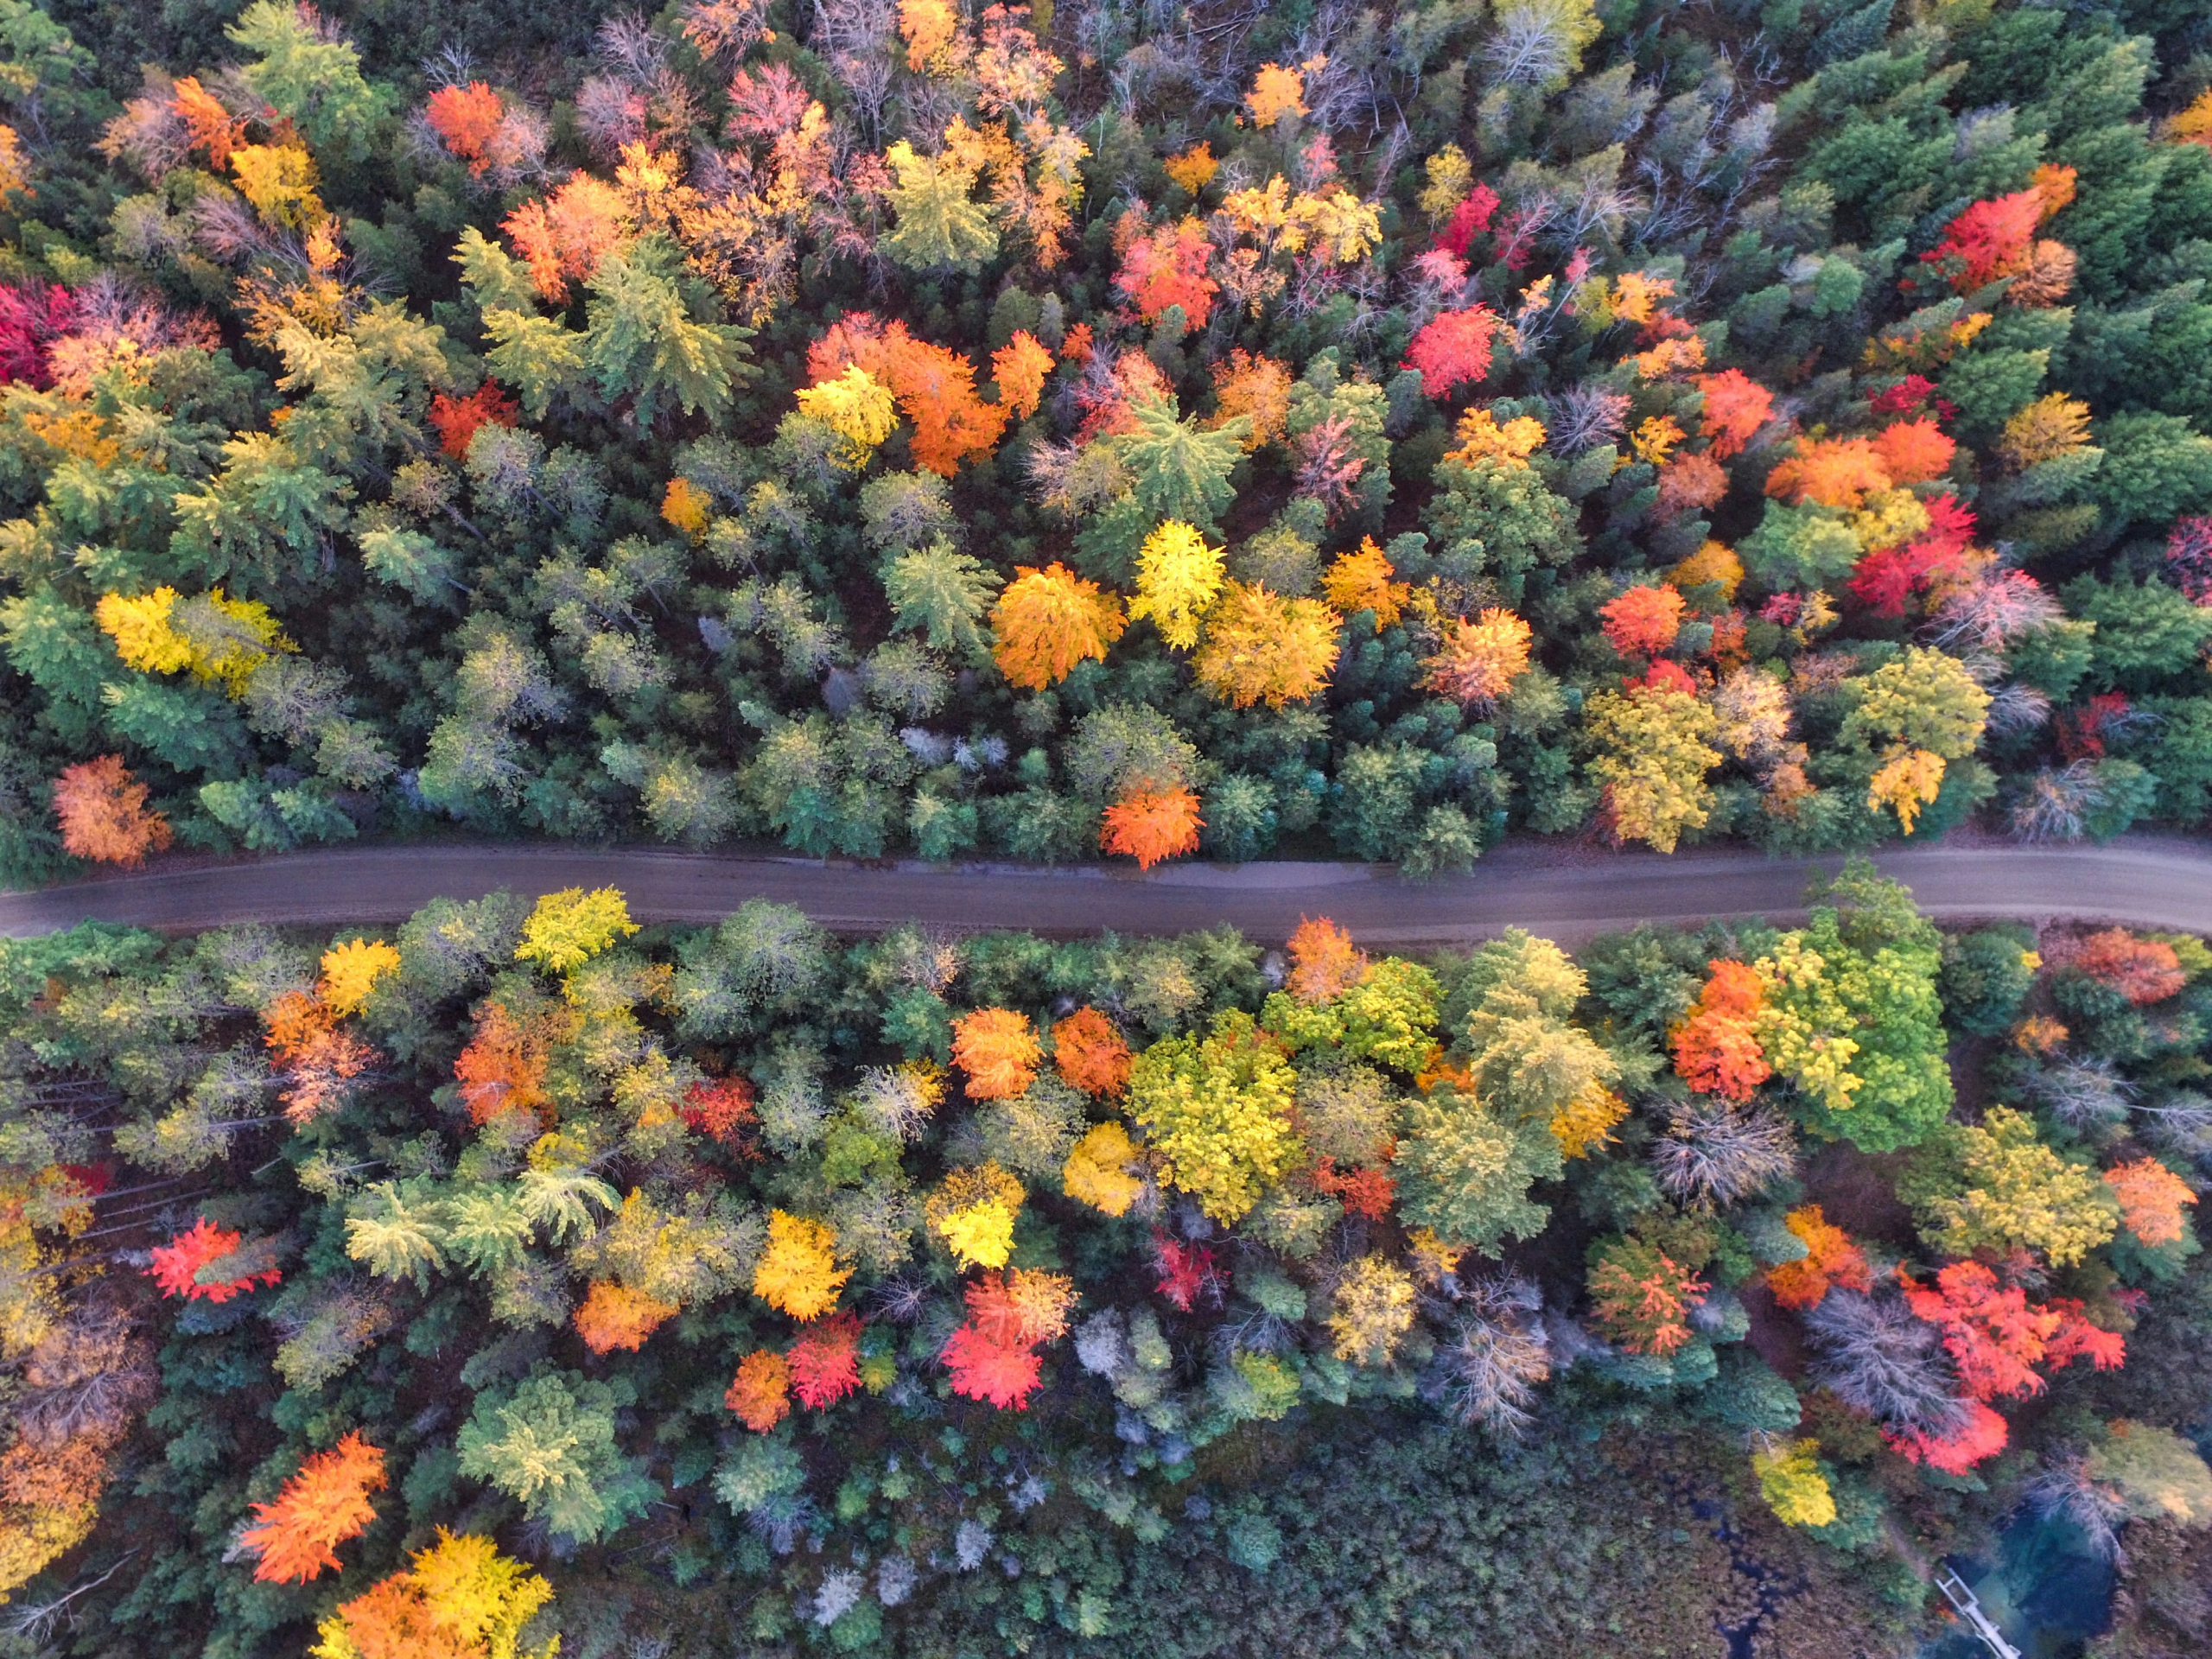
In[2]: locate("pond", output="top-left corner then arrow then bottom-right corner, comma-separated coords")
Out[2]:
1921,1510 -> 2115,1659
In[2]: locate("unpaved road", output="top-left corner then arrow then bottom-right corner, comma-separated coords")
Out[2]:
3,836 -> 2209,944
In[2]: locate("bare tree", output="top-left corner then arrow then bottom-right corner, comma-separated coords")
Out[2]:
1422,1274 -> 1552,1437
1650,1098 -> 1797,1207
1803,1287 -> 1966,1435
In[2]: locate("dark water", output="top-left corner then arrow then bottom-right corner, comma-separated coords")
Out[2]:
1922,1511 -> 2116,1659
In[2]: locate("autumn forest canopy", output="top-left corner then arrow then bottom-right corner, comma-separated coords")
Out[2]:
4,0 -> 2212,877
3,0 -> 2212,1652
1,865 -> 2209,1656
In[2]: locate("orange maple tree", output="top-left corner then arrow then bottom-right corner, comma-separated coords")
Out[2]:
452,1000 -> 558,1124
951,1007 -> 1042,1099
1100,785 -> 1203,869
1763,1205 -> 1871,1311
808,313 -> 1009,474
989,563 -> 1127,690
503,172 -> 631,302
963,1268 -> 1077,1347
1210,349 -> 1293,449
1692,369 -> 1774,460
425,81 -> 505,175
1870,417 -> 1956,486
1670,959 -> 1770,1102
52,755 -> 172,867
170,76 -> 245,167
2104,1158 -> 2197,1247
991,331 -> 1054,420
1764,435 -> 1892,510
238,1432 -> 386,1584
1051,1007 -> 1131,1096
786,1312 -> 862,1409
1886,1398 -> 2012,1476
2075,930 -> 2186,1007
573,1281 -> 679,1354
1287,915 -> 1367,1003
1599,583 -> 1685,657
725,1350 -> 791,1433
1899,1260 -> 2124,1403
1321,538 -> 1408,629
1421,609 -> 1531,708
1313,1157 -> 1395,1221
1588,1238 -> 1708,1357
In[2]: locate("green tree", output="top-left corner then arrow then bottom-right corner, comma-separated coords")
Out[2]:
456,1370 -> 657,1543
1116,396 -> 1245,530
230,0 -> 391,159
583,238 -> 756,429
1392,1083 -> 1562,1254
884,540 -> 1000,661
881,141 -> 1000,273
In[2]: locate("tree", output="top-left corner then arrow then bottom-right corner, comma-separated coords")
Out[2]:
2103,1159 -> 2196,1248
312,1529 -> 557,1659
1116,215 -> 1217,329
990,563 -> 1127,689
573,1282 -> 678,1354
1287,916 -> 1367,1003
456,1370 -> 654,1544
1127,1010 -> 1300,1224
884,540 -> 999,662
1872,418 -> 1956,486
1899,1260 -> 2124,1402
1422,610 -> 1532,708
1650,1100 -> 1794,1205
1062,1122 -> 1143,1215
1764,436 -> 1891,511
1118,395 -> 1245,529
239,1432 -> 386,1584
1101,785 -> 1203,868
952,1007 -> 1041,1099
1402,308 -> 1497,397
1052,1007 -> 1131,1096
514,887 -> 637,976
1327,1255 -> 1416,1366
147,1217 -> 280,1302
1246,60 -> 1308,127
1585,684 -> 1720,852
753,1211 -> 849,1319
1753,1442 -> 1837,1529
1392,1083 -> 1562,1254
1922,189 -> 2044,291
786,1313 -> 861,1409
2075,930 -> 2186,1006
51,756 -> 170,866
942,1279 -> 1049,1410
1128,520 -> 1224,650
425,81 -> 505,174
429,383 -> 518,460
1599,585 -> 1685,657
1321,539 -> 1408,628
583,238 -> 756,429
1211,351 -> 1293,450
925,1162 -> 1024,1270
319,938 -> 398,1016
1906,1106 -> 2120,1266
991,332 -> 1053,420
1192,582 -> 1339,707
1587,1236 -> 1708,1357
1764,1205 -> 1872,1312
881,140 -> 1000,273
725,1351 -> 791,1433
793,365 -> 897,469
1694,369 -> 1774,459
1670,959 -> 1770,1101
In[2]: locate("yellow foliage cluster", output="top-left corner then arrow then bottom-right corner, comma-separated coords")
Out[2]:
1062,1122 -> 1145,1217
320,938 -> 401,1017
1327,1254 -> 1415,1365
96,586 -> 292,696
1549,1082 -> 1630,1160
753,1210 -> 850,1320
926,1162 -> 1025,1269
1445,406 -> 1547,467
795,365 -> 899,468
1129,519 -> 1224,649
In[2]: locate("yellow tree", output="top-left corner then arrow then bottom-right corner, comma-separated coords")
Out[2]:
1585,684 -> 1720,852
1128,520 -> 1224,649
1192,582 -> 1341,707
753,1211 -> 849,1319
514,888 -> 638,976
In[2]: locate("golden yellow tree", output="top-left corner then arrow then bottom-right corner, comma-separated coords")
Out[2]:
1192,582 -> 1341,707
1129,520 -> 1224,649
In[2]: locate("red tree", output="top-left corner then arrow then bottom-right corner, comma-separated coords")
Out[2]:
1433,183 -> 1499,257
1692,369 -> 1774,460
1923,190 -> 2044,292
1599,584 -> 1686,656
1115,215 -> 1217,329
1152,1232 -> 1224,1311
680,1076 -> 759,1148
147,1217 -> 281,1303
428,383 -> 518,460
1401,308 -> 1497,397
787,1312 -> 862,1409
425,82 -> 505,175
2075,930 -> 2186,1007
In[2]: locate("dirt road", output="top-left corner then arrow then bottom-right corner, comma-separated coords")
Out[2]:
4,835 -> 2209,944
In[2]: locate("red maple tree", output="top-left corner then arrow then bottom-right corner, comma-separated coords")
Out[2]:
787,1312 -> 862,1409
146,1217 -> 281,1303
428,382 -> 518,460
1401,307 -> 1497,397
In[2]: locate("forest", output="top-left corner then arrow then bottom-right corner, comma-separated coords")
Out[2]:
2,0 -> 2212,880
0,863 -> 2209,1656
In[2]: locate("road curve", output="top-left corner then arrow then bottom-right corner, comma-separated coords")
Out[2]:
3,834 -> 2211,945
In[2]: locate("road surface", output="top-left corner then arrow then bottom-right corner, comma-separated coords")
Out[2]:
4,836 -> 2210,944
